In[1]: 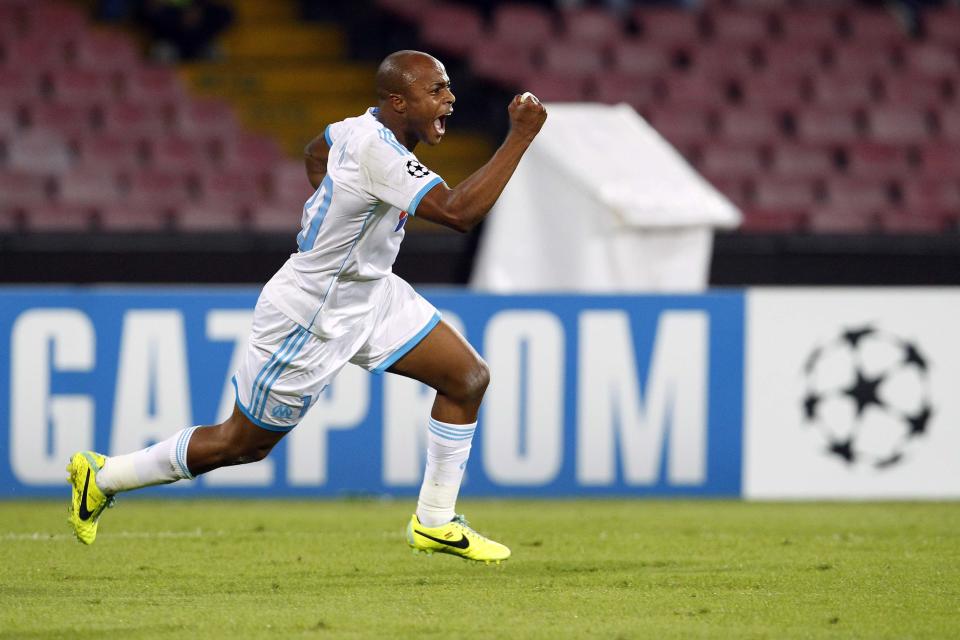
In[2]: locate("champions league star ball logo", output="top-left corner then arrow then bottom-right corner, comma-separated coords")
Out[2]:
406,160 -> 430,178
800,326 -> 933,469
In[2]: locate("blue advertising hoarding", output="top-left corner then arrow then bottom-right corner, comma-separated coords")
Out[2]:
0,287 -> 744,498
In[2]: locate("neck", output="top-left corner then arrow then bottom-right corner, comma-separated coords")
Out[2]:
375,106 -> 418,152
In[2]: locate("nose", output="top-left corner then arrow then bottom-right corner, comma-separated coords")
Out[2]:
446,88 -> 456,105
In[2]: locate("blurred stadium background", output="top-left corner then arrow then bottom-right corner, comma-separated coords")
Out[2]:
1,0 -> 959,285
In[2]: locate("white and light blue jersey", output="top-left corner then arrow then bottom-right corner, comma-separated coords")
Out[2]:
262,108 -> 444,338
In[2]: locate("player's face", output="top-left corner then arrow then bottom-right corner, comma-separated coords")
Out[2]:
405,62 -> 455,146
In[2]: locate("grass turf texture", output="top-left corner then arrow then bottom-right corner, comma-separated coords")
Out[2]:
1,500 -> 957,639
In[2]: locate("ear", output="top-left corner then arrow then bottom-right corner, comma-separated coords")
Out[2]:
389,93 -> 406,114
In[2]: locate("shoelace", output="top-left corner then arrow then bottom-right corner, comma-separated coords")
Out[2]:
451,514 -> 491,542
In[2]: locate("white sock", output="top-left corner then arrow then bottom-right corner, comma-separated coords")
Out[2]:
416,418 -> 475,527
95,426 -> 199,494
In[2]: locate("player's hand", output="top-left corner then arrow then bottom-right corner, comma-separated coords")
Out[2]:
507,93 -> 547,142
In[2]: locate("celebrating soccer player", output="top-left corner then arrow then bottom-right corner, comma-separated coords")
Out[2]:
67,50 -> 547,563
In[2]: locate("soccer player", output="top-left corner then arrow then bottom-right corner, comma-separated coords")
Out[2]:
67,50 -> 547,563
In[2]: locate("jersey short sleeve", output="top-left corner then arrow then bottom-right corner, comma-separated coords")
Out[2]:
360,132 -> 444,215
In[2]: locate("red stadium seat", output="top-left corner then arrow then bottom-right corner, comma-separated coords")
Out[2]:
522,71 -> 589,102
753,177 -> 818,209
125,169 -> 192,208
592,73 -> 656,109
770,145 -> 836,179
878,212 -> 947,233
901,179 -> 960,213
22,2 -> 87,39
794,108 -> 862,144
469,40 -> 535,89
560,7 -> 622,44
26,101 -> 94,139
57,167 -> 122,207
173,199 -> 245,232
845,9 -> 909,44
610,41 -> 673,76
920,143 -> 960,177
824,177 -> 892,212
636,8 -> 701,46
250,202 -> 302,233
199,170 -> 266,204
147,135 -> 214,173
23,203 -> 94,232
418,4 -> 484,58
3,36 -> 69,69
718,108 -> 783,144
761,42 -> 827,74
541,41 -> 606,79
95,203 -> 170,232
846,142 -> 909,179
880,76 -> 946,106
0,171 -> 50,206
0,103 -> 18,134
0,68 -> 40,101
698,143 -> 765,181
74,30 -> 139,73
175,98 -> 240,140
774,9 -> 840,43
810,73 -> 876,109
6,130 -> 73,172
922,7 -> 960,44
121,66 -> 186,105
739,208 -> 806,233
491,4 -> 555,45
808,208 -> 877,233
830,43 -> 899,74
904,44 -> 959,76
689,43 -> 759,76
219,133 -> 285,172
867,107 -> 932,144
647,107 -> 715,146
707,10 -> 771,43
76,134 -> 141,171
101,101 -> 170,137
270,161 -> 314,205
739,72 -> 807,109
48,69 -> 114,105
707,178 -> 750,208
937,108 -> 960,141
661,74 -> 729,107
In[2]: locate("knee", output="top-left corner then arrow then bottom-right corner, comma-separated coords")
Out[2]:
225,440 -> 274,465
447,357 -> 490,405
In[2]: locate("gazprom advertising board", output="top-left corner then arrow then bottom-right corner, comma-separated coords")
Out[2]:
0,288 -> 745,498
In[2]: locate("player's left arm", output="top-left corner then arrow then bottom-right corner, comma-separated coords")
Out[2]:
304,129 -> 330,190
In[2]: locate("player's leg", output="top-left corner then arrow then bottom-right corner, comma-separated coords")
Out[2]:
67,296 -> 306,544
67,406 -> 287,544
384,321 -> 509,563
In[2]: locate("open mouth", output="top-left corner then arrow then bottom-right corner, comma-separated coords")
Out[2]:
434,114 -> 448,136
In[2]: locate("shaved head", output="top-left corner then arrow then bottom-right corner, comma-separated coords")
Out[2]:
375,50 -> 443,100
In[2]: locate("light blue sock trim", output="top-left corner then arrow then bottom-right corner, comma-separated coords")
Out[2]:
427,419 -> 477,442
175,426 -> 198,480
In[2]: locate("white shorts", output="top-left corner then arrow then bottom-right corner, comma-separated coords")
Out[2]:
232,273 -> 440,431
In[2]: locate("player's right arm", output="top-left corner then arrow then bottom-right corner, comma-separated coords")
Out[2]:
415,95 -> 547,233
304,126 -> 332,190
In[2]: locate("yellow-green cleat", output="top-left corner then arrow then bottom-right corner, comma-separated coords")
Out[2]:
407,514 -> 510,564
66,451 -> 115,545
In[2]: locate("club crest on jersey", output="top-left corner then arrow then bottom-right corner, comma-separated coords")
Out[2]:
395,210 -> 409,232
406,160 -> 430,178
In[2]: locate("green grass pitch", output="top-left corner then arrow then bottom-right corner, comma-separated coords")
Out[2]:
1,499 -> 958,639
